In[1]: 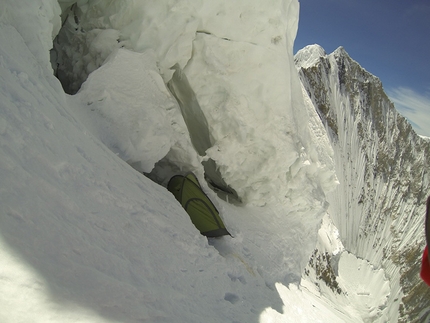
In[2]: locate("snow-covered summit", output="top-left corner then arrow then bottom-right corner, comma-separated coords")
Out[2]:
294,44 -> 327,68
331,46 -> 347,57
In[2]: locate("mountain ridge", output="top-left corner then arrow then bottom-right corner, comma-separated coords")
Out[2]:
296,44 -> 430,322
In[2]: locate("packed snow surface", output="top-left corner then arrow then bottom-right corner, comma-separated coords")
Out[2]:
0,0 -> 402,322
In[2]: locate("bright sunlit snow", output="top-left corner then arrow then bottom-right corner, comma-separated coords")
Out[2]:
0,0 -> 404,322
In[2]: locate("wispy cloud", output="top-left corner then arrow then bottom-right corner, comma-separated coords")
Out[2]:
387,87 -> 430,137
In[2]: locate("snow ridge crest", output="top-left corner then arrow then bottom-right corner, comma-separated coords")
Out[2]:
294,44 -> 326,69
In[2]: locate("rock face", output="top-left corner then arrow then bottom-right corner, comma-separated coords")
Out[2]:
296,44 -> 430,322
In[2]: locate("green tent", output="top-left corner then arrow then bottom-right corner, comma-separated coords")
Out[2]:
167,172 -> 230,237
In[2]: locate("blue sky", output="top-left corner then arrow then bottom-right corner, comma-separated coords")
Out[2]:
294,0 -> 430,137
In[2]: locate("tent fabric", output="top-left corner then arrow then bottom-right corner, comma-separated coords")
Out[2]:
167,173 -> 230,237
421,196 -> 430,286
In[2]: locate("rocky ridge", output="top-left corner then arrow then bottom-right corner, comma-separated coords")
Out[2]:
296,44 -> 430,322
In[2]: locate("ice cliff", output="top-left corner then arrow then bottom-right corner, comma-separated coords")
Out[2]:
53,0 -> 336,207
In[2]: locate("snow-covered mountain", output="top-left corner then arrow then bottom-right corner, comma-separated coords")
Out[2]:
1,0 -> 429,322
296,44 -> 430,322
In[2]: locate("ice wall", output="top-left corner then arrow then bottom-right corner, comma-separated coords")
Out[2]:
1,0 -> 61,71
53,0 -> 336,208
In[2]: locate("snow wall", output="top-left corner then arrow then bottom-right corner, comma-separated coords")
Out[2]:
52,0 -> 336,206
